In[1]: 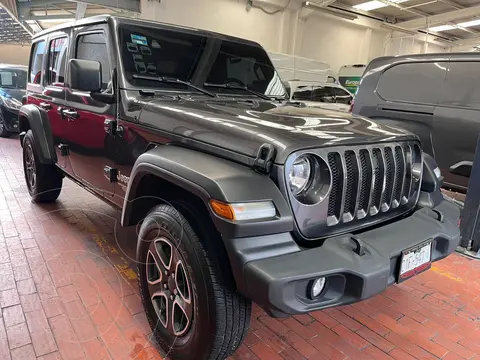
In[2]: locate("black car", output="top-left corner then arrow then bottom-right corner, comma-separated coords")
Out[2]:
19,15 -> 460,360
0,64 -> 26,137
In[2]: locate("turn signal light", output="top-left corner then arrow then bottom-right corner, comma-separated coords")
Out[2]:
210,200 -> 235,220
210,200 -> 276,221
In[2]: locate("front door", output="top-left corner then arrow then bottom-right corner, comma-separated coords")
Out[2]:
64,27 -> 116,198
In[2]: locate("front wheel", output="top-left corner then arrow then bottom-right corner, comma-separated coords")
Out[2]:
0,114 -> 12,138
137,204 -> 251,360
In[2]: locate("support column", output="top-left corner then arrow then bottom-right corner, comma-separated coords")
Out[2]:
358,28 -> 372,64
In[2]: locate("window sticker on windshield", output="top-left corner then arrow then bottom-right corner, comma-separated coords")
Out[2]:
131,34 -> 148,46
140,46 -> 152,55
0,72 -> 13,86
147,64 -> 157,74
126,42 -> 138,53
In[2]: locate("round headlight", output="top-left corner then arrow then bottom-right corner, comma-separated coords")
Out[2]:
288,156 -> 312,195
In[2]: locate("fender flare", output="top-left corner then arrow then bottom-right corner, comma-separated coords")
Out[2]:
121,145 -> 293,238
19,104 -> 56,164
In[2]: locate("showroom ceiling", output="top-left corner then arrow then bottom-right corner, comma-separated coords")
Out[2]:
0,4 -> 32,44
330,0 -> 480,40
0,0 -> 140,44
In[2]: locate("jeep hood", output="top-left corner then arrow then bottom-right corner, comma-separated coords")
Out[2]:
0,88 -> 25,102
137,98 -> 416,164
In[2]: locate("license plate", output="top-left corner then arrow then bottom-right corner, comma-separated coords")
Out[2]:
398,241 -> 432,282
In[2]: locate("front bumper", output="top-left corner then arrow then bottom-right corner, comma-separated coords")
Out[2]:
0,106 -> 19,132
226,198 -> 460,316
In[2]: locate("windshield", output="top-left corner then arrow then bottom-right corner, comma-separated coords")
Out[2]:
0,69 -> 27,89
119,25 -> 287,98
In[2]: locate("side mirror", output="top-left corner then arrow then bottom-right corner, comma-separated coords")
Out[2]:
68,59 -> 102,92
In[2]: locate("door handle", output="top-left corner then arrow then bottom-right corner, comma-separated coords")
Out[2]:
62,109 -> 79,120
39,102 -> 51,111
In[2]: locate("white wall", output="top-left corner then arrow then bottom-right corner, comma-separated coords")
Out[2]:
140,0 -> 286,52
298,14 -> 388,73
384,33 -> 448,56
139,0 -> 449,74
0,44 -> 30,66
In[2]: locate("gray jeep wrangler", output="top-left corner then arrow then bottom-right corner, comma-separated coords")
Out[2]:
19,15 -> 460,360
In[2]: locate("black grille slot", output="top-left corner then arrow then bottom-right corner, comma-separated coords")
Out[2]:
327,152 -> 343,219
357,149 -> 372,216
403,145 -> 412,200
393,146 -> 405,206
371,148 -> 384,213
381,147 -> 395,210
344,150 -> 358,218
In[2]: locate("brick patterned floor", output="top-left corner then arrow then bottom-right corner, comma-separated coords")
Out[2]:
0,136 -> 478,360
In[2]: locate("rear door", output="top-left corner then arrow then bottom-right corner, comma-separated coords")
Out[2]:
433,57 -> 480,190
27,34 -> 70,169
366,61 -> 448,157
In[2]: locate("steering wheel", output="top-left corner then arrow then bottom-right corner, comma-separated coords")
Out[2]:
225,78 -> 246,87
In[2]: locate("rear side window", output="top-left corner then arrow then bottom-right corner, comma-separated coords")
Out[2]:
292,86 -> 313,101
334,87 -> 353,104
376,62 -> 447,105
76,33 -> 111,90
440,61 -> 480,109
29,41 -> 46,84
313,86 -> 335,103
47,37 -> 69,86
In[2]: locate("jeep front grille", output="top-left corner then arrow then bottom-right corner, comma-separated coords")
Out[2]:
326,142 -> 422,227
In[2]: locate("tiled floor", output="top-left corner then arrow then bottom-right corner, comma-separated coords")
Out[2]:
0,136 -> 478,360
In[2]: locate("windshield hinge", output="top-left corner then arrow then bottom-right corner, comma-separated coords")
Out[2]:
253,143 -> 276,174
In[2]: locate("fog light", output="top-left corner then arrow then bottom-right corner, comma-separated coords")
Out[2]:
309,277 -> 326,299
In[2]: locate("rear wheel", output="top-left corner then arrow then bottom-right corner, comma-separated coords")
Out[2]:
138,204 -> 251,360
23,130 -> 62,202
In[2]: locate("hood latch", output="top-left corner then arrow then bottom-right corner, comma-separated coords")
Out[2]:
253,143 -> 276,174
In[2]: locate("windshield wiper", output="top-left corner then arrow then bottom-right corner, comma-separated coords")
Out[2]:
203,82 -> 271,101
132,74 -> 216,98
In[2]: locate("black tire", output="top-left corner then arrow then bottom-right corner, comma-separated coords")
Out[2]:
0,114 -> 12,138
23,130 -> 62,202
137,204 -> 251,360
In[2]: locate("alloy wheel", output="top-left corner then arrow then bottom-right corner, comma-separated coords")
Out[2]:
146,237 -> 193,337
25,143 -> 37,191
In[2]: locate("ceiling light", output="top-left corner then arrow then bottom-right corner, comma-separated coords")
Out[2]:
353,1 -> 387,11
353,0 -> 407,11
457,19 -> 480,28
428,25 -> 456,32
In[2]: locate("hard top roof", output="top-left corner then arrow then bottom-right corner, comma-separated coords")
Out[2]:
32,15 -> 260,48
0,64 -> 28,70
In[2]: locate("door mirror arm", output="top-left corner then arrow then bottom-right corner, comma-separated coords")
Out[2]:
91,91 -> 116,104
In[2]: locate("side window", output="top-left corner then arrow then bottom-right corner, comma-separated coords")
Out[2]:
76,33 -> 111,91
334,88 -> 353,104
440,61 -> 480,109
313,86 -> 335,103
292,86 -> 313,101
47,37 -> 69,86
29,41 -> 46,84
377,62 -> 447,105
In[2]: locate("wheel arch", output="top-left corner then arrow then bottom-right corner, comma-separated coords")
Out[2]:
121,145 -> 294,239
18,104 -> 56,164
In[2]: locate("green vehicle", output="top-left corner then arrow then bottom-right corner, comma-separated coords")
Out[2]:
339,64 -> 366,93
